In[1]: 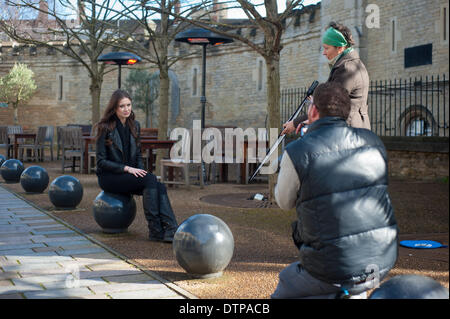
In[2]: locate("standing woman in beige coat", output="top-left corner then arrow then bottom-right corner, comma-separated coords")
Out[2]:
282,22 -> 371,134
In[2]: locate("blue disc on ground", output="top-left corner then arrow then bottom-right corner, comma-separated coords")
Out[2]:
399,240 -> 447,249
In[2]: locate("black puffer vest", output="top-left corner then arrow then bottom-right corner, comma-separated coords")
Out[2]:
286,117 -> 398,286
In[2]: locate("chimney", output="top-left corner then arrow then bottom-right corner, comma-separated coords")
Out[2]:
36,0 -> 49,23
212,0 -> 227,21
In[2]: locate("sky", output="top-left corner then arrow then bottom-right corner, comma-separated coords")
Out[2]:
1,0 -> 322,20
226,0 -> 321,19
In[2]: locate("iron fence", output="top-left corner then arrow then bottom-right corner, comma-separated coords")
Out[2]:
280,87 -> 308,126
280,74 -> 449,137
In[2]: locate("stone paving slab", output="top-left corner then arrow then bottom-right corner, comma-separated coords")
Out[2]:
23,287 -> 95,299
0,293 -> 24,299
0,184 -> 194,300
108,287 -> 182,299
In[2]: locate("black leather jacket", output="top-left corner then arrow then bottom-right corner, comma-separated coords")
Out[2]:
286,117 -> 398,287
96,120 -> 144,175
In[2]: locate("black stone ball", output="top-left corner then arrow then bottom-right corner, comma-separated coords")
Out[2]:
173,214 -> 234,278
0,159 -> 25,183
20,166 -> 50,193
92,191 -> 137,234
0,154 -> 6,166
48,175 -> 83,209
370,275 -> 449,299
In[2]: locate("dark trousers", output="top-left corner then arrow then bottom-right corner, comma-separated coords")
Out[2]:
98,172 -> 157,195
97,172 -> 177,239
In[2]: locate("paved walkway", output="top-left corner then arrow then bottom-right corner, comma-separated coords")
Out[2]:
0,185 -> 194,299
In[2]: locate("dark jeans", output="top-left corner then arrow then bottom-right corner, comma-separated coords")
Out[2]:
97,171 -> 178,240
98,172 -> 157,195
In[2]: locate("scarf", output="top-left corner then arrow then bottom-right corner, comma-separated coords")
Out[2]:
328,47 -> 353,70
322,27 -> 348,47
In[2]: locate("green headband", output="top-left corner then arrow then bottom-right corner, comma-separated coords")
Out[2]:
322,27 -> 348,47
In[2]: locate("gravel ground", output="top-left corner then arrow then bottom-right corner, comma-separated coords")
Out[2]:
1,159 -> 448,299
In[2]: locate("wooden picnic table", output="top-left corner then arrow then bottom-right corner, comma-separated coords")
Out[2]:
13,133 -> 36,159
140,139 -> 176,172
81,136 -> 175,174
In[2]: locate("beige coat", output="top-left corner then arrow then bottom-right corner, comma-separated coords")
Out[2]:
328,49 -> 371,129
293,49 -> 371,130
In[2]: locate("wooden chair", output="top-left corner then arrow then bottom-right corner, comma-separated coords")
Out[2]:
139,128 -> 157,170
7,125 -> 23,136
160,128 -> 204,188
140,128 -> 158,139
68,124 -> 92,136
56,126 -> 65,160
42,125 -> 55,160
61,126 -> 84,173
7,125 -> 23,159
18,126 -> 47,162
87,127 -> 97,174
0,126 -> 11,159
244,129 -> 269,184
205,126 -> 240,183
88,150 -> 97,173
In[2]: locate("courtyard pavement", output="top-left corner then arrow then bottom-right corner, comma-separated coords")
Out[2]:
0,184 -> 196,299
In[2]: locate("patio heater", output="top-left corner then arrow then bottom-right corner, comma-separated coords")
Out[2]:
98,52 -> 142,89
175,28 -> 234,184
175,28 -> 233,132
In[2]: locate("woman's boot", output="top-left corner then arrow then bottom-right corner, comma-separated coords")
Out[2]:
143,187 -> 164,241
157,182 -> 178,242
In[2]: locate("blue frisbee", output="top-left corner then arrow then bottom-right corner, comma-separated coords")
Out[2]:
400,240 -> 448,249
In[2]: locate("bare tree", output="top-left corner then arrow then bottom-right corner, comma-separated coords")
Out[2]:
0,0 -> 134,124
102,0 -> 209,174
158,0 -> 305,199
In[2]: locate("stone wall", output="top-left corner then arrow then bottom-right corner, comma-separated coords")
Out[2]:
387,150 -> 449,180
171,4 -> 322,130
382,137 -> 449,179
1,1 -> 448,132
364,0 -> 449,81
0,47 -> 147,129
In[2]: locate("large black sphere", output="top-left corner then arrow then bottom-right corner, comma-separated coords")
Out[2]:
0,154 -> 6,166
48,175 -> 83,209
93,191 -> 136,234
0,159 -> 25,183
370,275 -> 449,299
173,214 -> 234,278
20,166 -> 49,193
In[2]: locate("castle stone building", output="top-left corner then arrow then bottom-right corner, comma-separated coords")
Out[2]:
0,0 -> 448,135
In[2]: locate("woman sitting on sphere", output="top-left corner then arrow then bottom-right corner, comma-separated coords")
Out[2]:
94,89 -> 178,242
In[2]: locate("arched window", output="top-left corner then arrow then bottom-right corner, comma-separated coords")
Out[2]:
399,105 -> 437,136
406,118 -> 432,136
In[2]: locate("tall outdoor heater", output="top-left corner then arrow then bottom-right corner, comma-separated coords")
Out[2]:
98,51 -> 141,88
175,28 -> 233,184
175,28 -> 233,132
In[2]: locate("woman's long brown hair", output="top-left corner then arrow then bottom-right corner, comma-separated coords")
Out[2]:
93,89 -> 138,145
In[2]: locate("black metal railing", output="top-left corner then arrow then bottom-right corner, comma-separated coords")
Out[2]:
280,74 -> 449,137
369,74 -> 448,137
280,87 -> 308,125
